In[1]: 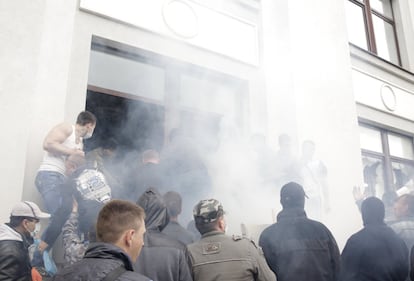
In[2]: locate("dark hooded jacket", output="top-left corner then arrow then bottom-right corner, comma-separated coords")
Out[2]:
134,188 -> 193,281
52,242 -> 151,281
340,197 -> 408,281
259,207 -> 340,281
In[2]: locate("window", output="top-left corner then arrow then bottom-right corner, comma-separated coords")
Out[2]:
359,124 -> 414,209
346,0 -> 400,65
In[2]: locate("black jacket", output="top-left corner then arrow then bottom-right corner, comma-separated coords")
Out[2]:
134,188 -> 193,281
162,221 -> 195,245
52,242 -> 151,281
259,207 -> 340,281
0,224 -> 32,281
340,223 -> 408,281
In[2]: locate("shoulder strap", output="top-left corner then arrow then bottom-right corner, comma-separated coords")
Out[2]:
102,265 -> 127,281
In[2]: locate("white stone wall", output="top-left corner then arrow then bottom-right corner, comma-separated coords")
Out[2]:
1,0 -> 414,251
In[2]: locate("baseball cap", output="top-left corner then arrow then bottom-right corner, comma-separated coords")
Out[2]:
11,201 -> 50,219
280,182 -> 308,207
193,199 -> 224,223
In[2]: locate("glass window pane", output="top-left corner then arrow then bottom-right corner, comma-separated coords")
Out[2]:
362,156 -> 385,198
88,50 -> 165,101
391,162 -> 414,192
370,0 -> 393,18
179,74 -> 239,115
359,126 -> 383,153
372,15 -> 399,64
388,133 -> 414,159
345,1 -> 368,50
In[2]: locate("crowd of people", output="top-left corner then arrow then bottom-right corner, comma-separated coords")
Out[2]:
1,110 -> 414,281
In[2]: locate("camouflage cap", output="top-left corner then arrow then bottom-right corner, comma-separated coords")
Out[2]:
193,199 -> 224,223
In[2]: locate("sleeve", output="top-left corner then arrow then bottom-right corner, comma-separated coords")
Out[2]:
251,242 -> 277,281
325,228 -> 340,281
410,245 -> 414,281
259,232 -> 277,274
339,237 -> 360,281
0,242 -> 28,280
179,247 -> 194,281
62,212 -> 88,264
396,240 -> 409,281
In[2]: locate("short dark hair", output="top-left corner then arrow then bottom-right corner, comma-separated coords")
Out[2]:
66,154 -> 86,168
102,138 -> 118,151
76,111 -> 96,126
9,216 -> 38,227
397,194 -> 414,216
361,197 -> 385,226
195,219 -> 219,235
163,191 -> 182,217
96,200 -> 145,243
194,207 -> 224,235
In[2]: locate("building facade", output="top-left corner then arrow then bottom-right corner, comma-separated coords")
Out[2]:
1,0 -> 414,247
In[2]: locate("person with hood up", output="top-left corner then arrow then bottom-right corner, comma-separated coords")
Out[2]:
340,196 -> 408,281
134,188 -> 193,281
0,201 -> 50,281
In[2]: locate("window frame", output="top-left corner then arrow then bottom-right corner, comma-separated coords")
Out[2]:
347,0 -> 401,66
360,123 -> 414,195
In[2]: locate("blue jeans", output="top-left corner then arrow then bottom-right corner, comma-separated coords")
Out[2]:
33,171 -> 65,267
35,171 -> 65,214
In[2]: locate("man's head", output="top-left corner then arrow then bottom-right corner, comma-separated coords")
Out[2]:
163,191 -> 182,219
280,182 -> 307,209
65,154 -> 86,176
96,200 -> 146,262
361,196 -> 385,226
101,138 -> 118,158
278,134 -> 291,150
393,194 -> 414,219
76,111 -> 97,139
136,188 -> 169,231
142,149 -> 160,164
193,199 -> 225,235
9,201 -> 50,236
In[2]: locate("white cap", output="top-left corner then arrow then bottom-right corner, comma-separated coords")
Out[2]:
11,201 -> 50,219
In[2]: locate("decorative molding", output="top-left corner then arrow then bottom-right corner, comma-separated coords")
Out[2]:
380,84 -> 397,112
162,0 -> 199,39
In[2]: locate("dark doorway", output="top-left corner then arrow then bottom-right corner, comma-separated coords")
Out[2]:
85,90 -> 165,156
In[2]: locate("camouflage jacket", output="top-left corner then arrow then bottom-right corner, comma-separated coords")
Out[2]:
62,212 -> 89,265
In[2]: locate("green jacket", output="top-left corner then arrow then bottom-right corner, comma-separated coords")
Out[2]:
187,231 -> 276,281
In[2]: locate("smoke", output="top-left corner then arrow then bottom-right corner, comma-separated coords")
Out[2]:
84,41 -> 349,244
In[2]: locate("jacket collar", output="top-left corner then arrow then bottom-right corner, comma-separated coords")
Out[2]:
84,242 -> 135,271
201,230 -> 225,238
277,207 -> 307,222
0,224 -> 33,247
